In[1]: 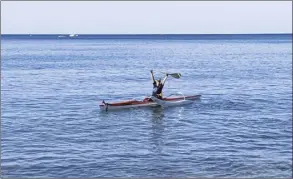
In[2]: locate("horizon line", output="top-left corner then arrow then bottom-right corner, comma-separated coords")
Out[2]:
1,33 -> 292,35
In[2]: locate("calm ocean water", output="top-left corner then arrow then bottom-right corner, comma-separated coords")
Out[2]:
1,34 -> 292,178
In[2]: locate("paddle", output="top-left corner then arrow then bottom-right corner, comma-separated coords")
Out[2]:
169,73 -> 182,79
161,72 -> 182,79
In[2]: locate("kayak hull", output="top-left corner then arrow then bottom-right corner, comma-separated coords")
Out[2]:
150,96 -> 194,107
100,95 -> 201,111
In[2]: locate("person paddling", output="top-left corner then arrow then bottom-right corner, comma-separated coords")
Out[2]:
150,70 -> 168,99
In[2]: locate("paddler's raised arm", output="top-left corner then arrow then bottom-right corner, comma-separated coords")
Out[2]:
162,74 -> 169,85
150,70 -> 155,84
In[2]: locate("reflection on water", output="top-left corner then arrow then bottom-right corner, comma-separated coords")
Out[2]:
150,107 -> 165,155
151,107 -> 165,121
177,107 -> 185,121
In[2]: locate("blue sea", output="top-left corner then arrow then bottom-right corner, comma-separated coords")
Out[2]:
1,34 -> 292,178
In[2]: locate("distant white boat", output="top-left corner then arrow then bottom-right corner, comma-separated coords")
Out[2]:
69,34 -> 78,37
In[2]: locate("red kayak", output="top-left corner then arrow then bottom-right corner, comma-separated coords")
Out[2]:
100,94 -> 201,111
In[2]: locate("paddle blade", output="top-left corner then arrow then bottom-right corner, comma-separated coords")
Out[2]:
170,73 -> 181,79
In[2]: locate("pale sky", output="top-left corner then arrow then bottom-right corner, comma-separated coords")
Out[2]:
1,1 -> 292,34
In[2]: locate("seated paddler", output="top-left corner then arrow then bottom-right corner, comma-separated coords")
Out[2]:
150,70 -> 168,99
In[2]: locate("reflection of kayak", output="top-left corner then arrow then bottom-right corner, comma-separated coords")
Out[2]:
100,94 -> 201,111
